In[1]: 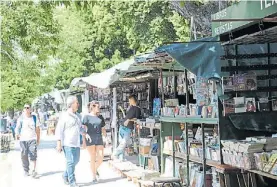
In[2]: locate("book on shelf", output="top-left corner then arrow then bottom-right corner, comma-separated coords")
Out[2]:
258,98 -> 270,112
234,74 -> 246,91
222,76 -> 235,92
245,98 -> 256,112
263,153 -> 277,173
272,99 -> 277,111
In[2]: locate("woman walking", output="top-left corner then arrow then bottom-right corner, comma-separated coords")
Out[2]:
82,101 -> 106,183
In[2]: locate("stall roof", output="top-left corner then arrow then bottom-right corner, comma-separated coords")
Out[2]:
222,25 -> 277,45
134,52 -> 185,70
155,37 -> 222,79
71,52 -> 187,88
71,58 -> 155,88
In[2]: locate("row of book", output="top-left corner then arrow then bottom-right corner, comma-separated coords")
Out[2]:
221,136 -> 277,153
222,136 -> 277,170
222,73 -> 257,92
224,96 -> 277,115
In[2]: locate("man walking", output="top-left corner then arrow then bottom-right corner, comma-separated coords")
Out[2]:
112,95 -> 141,161
15,104 -> 40,177
55,96 -> 84,187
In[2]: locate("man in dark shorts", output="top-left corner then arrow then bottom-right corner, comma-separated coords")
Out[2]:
112,95 -> 141,161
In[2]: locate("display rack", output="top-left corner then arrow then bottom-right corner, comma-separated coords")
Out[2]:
159,116 -> 219,187
88,86 -> 112,130
219,43 -> 277,185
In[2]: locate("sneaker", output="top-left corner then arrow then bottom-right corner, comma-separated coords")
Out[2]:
96,171 -> 100,177
70,183 -> 79,187
24,171 -> 30,177
31,170 -> 37,178
63,176 -> 69,185
92,179 -> 98,184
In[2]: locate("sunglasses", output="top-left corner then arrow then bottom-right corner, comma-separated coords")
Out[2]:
24,107 -> 30,109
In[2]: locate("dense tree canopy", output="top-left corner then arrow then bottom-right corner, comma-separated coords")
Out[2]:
1,0 -> 190,112
0,1 -> 60,111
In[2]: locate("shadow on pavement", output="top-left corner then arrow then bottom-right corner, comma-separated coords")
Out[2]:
79,177 -> 123,186
37,140 -> 57,150
39,170 -> 63,177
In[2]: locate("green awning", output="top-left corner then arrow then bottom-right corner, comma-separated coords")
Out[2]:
156,37 -> 222,79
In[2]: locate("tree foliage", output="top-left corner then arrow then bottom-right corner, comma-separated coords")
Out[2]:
1,0 -> 190,112
0,1 -> 59,111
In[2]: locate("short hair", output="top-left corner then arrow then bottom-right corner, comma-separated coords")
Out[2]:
128,95 -> 137,103
24,104 -> 31,108
66,96 -> 77,108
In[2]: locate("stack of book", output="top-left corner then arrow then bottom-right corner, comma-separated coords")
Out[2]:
247,137 -> 277,151
189,163 -> 212,187
211,167 -> 220,187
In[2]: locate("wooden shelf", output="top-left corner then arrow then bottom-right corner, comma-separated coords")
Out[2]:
160,116 -> 218,125
224,86 -> 277,94
189,155 -> 221,168
163,151 -> 220,167
248,170 -> 277,180
221,64 -> 277,72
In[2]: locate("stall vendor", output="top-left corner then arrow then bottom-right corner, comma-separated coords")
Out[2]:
112,95 -> 141,161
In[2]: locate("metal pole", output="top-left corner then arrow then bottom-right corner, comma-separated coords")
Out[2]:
172,124 -> 175,177
202,123 -> 206,187
160,69 -> 165,108
185,123 -> 190,185
185,70 -> 189,115
112,87 -> 117,152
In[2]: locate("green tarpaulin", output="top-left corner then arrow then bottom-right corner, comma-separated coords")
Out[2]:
155,37 -> 223,79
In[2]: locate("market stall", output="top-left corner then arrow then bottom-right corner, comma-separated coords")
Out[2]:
72,54 -> 188,175
211,1 -> 277,187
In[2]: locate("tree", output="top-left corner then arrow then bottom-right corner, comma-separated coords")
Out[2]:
169,1 -> 237,36
0,0 -> 191,112
48,1 -> 190,89
0,1 -> 60,111
76,0 -> 190,71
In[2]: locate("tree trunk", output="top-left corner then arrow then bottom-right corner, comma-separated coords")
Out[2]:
169,1 -> 230,36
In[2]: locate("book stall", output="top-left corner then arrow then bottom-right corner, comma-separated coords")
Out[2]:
0,118 -> 12,153
87,85 -> 112,131
159,74 -> 221,187
105,53 -> 194,185
152,2 -> 277,187
214,1 -> 277,187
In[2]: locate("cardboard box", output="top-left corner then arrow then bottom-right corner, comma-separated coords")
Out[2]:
139,146 -> 150,155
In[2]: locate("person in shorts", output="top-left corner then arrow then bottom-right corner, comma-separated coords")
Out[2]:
82,101 -> 106,183
15,104 -> 40,177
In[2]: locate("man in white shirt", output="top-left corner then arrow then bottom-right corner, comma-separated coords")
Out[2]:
15,104 -> 41,177
56,96 -> 85,187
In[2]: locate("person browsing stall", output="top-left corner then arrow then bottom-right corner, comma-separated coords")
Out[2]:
55,96 -> 85,187
112,95 -> 141,161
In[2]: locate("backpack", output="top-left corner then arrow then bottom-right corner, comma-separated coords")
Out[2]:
18,115 -> 37,134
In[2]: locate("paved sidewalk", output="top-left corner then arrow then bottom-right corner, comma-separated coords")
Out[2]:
0,131 -> 135,187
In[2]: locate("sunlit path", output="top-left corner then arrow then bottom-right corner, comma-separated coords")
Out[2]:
1,130 -> 135,187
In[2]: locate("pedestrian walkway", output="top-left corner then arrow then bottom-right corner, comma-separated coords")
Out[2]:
0,131 -> 135,187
